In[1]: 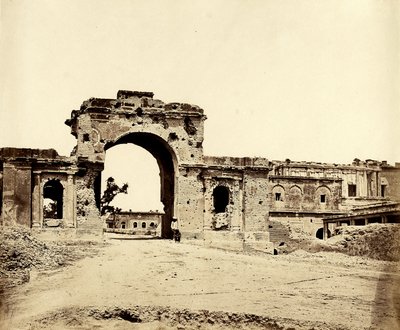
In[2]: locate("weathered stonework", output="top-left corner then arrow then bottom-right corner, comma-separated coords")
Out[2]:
0,148 -> 77,230
1,90 -> 399,251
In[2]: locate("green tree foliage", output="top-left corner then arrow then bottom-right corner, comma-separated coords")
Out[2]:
100,177 -> 128,216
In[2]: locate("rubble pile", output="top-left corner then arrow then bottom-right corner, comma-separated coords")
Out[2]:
27,305 -> 337,330
275,224 -> 400,262
327,223 -> 400,261
0,225 -> 101,288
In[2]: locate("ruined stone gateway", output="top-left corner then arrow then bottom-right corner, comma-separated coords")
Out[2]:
1,90 -> 399,251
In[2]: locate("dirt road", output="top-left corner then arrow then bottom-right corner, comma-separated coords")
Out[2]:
1,238 -> 399,329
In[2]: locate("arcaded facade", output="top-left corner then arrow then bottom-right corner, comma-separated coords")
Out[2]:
1,91 -> 399,251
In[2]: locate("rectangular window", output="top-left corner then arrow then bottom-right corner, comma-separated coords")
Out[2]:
381,185 -> 386,197
348,184 -> 357,197
275,193 -> 282,201
320,194 -> 326,203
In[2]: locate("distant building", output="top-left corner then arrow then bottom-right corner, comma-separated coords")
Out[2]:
105,211 -> 162,234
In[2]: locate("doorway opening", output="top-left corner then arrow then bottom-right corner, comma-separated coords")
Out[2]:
43,179 -> 64,226
102,133 -> 176,238
316,227 -> 331,240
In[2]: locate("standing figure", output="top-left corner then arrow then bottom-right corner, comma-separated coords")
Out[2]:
171,217 -> 180,242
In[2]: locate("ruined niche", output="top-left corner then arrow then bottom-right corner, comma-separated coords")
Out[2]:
184,117 -> 197,136
213,185 -> 229,213
211,185 -> 231,230
43,179 -> 64,227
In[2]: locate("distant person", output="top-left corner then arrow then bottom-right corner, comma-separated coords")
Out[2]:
171,217 -> 180,242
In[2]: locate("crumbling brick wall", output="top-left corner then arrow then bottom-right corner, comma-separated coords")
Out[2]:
243,171 -> 269,232
177,166 -> 204,238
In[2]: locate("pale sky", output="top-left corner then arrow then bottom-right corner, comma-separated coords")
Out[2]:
1,0 -> 399,211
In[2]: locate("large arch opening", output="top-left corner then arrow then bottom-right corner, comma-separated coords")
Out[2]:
102,132 -> 177,239
102,145 -> 163,212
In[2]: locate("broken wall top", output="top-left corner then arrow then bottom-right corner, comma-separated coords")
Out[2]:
0,148 -> 76,170
65,90 -> 205,131
271,159 -> 392,171
0,148 -> 60,160
204,156 -> 271,169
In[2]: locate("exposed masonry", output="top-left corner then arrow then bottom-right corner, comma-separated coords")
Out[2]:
1,90 -> 399,251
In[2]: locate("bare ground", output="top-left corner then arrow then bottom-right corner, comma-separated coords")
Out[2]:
1,237 -> 399,330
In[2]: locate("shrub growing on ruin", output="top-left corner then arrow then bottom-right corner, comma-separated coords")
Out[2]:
100,177 -> 128,216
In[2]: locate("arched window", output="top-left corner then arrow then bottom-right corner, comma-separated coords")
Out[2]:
272,185 -> 285,204
43,179 -> 64,219
150,222 -> 155,228
288,185 -> 302,209
213,186 -> 229,213
133,222 -> 138,228
316,186 -> 331,205
121,222 -> 126,229
142,222 -> 146,228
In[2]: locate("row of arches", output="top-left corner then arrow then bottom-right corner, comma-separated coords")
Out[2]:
210,182 -> 335,216
272,184 -> 332,196
272,184 -> 332,206
210,183 -> 334,215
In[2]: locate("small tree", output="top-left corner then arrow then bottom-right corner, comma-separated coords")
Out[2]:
43,199 -> 58,219
100,177 -> 129,216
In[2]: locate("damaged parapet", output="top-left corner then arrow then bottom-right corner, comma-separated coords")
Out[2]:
65,90 -> 206,165
0,148 -> 60,160
204,156 -> 272,169
65,90 -> 204,129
